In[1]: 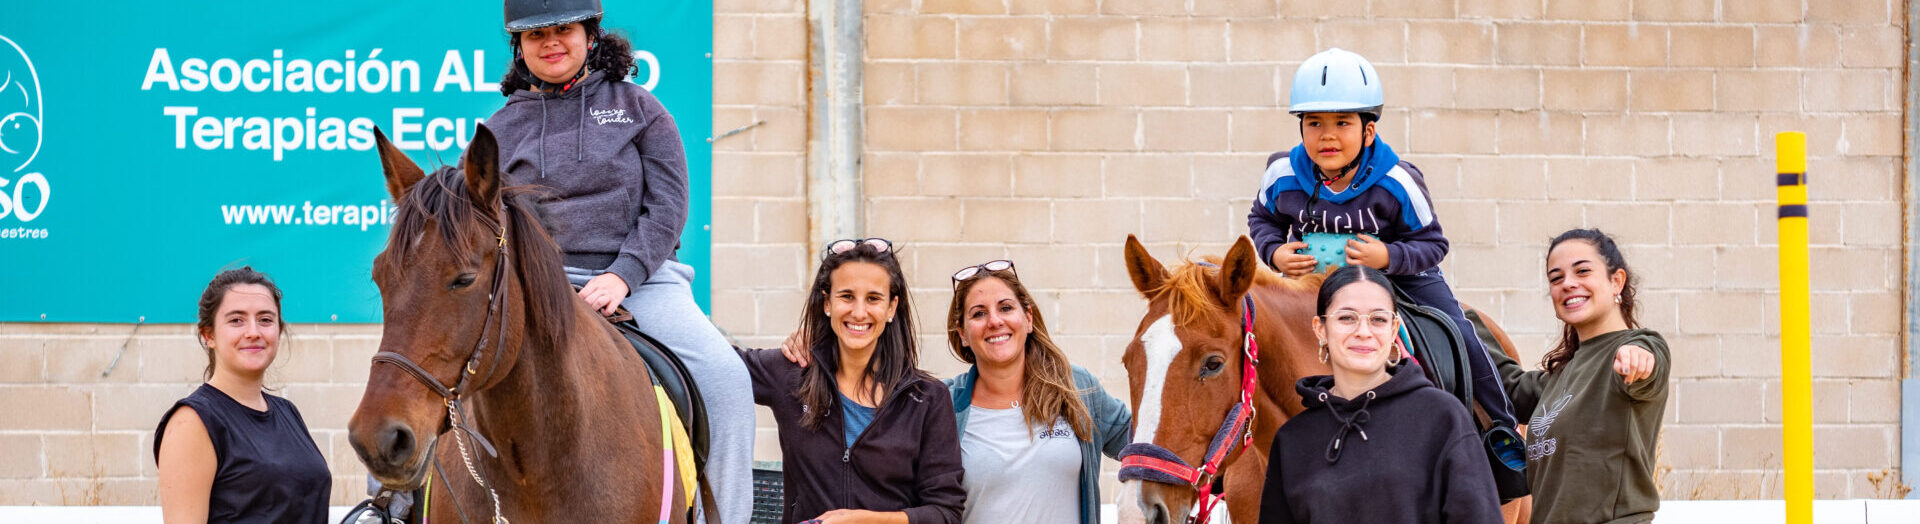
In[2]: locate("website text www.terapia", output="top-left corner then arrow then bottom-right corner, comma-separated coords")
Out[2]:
221,200 -> 398,231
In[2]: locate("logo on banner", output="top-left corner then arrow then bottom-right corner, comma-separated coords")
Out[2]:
0,34 -> 50,239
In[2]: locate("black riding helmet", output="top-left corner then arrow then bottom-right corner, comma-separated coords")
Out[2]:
505,0 -> 601,32
505,0 -> 603,91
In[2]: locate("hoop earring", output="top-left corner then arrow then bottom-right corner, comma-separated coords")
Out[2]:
1387,345 -> 1402,366
1317,343 -> 1329,364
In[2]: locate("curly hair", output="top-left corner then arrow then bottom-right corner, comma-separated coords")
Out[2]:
499,20 -> 637,95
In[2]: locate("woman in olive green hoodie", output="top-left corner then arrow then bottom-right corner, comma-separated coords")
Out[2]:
1487,229 -> 1668,524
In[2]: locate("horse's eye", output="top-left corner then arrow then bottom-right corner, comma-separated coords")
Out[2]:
1200,354 -> 1226,378
450,273 -> 477,290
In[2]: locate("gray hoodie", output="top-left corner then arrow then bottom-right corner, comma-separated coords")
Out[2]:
487,71 -> 688,288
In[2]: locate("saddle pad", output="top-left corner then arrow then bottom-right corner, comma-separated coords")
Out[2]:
655,384 -> 699,511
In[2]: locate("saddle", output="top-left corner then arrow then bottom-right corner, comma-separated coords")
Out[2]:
1390,286 -> 1530,502
606,307 -> 713,474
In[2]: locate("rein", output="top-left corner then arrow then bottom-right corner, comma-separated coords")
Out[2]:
1118,295 -> 1261,524
370,208 -> 514,524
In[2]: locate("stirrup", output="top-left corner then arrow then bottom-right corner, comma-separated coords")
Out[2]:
340,500 -> 400,524
340,489 -> 413,524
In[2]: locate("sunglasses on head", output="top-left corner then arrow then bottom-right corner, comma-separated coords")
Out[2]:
951,259 -> 1015,286
823,238 -> 893,259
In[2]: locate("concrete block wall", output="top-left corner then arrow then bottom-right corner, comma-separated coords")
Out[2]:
840,0 -> 1909,501
0,323 -> 380,505
0,0 -> 1908,506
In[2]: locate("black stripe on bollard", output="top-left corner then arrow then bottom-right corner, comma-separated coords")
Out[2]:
1776,173 -> 1806,186
1778,205 -> 1809,218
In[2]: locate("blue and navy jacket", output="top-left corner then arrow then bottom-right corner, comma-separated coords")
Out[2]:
1247,138 -> 1449,276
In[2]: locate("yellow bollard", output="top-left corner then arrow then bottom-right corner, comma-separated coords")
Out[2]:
1775,131 -> 1812,523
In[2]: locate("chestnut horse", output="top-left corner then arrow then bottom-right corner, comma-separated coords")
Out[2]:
347,125 -> 697,522
1118,235 -> 1530,524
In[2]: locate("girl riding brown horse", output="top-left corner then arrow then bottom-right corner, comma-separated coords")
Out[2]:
346,125 -> 699,522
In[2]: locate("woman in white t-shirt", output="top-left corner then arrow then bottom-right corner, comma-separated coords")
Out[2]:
939,260 -> 1133,524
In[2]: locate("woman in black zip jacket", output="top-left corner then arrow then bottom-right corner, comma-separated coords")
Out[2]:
737,238 -> 966,524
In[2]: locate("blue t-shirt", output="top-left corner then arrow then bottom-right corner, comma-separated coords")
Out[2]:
840,391 -> 876,449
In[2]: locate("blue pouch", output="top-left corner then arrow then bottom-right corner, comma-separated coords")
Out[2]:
1300,232 -> 1357,273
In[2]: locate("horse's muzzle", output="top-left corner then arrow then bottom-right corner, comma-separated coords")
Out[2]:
352,419 -> 432,489
1126,479 -> 1197,524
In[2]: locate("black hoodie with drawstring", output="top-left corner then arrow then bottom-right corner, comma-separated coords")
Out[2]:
1258,361 -> 1502,524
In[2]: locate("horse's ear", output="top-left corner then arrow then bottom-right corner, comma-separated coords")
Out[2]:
375,127 -> 424,202
1124,234 -> 1169,297
463,124 -> 502,210
1218,236 -> 1259,306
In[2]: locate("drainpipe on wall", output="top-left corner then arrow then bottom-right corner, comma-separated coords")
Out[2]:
805,0 -> 864,257
1903,0 -> 1918,499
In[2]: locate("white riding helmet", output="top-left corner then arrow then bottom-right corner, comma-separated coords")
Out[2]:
1288,48 -> 1383,117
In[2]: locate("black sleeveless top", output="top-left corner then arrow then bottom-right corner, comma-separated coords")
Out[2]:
154,384 -> 331,524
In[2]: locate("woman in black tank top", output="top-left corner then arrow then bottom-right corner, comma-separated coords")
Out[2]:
155,268 -> 330,523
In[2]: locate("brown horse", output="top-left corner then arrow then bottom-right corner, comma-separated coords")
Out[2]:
1117,235 -> 1530,524
346,125 -> 696,522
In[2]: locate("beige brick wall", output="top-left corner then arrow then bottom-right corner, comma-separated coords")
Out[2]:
0,323 -> 380,504
0,0 -> 1908,507
845,0 -> 1909,501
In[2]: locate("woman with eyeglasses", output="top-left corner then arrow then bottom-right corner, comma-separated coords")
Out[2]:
1257,264 -> 1501,524
739,238 -> 966,524
782,258 -> 1131,524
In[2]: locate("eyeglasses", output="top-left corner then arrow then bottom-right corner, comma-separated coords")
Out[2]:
952,259 -> 1015,286
1322,310 -> 1396,334
822,238 -> 893,260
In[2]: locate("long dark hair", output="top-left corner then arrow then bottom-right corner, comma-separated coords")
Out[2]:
796,242 -> 925,429
499,19 -> 637,95
1540,228 -> 1639,375
195,266 -> 285,381
1315,264 -> 1397,316
946,269 -> 1091,440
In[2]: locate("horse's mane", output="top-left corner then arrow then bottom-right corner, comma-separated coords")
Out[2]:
1148,256 -> 1328,326
381,167 -> 572,354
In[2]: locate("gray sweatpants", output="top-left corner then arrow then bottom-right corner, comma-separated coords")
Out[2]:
568,261 -> 753,524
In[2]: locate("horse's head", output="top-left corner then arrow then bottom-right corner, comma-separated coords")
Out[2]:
1118,234 -> 1265,524
347,125 -> 569,489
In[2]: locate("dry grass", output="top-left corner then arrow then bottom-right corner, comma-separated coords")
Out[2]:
54,463 -> 105,505
1652,428 -> 1671,496
1867,468 -> 1912,499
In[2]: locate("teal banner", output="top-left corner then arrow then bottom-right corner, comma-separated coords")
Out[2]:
0,1 -> 713,323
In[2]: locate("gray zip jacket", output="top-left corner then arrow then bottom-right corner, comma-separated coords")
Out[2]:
488,71 -> 688,288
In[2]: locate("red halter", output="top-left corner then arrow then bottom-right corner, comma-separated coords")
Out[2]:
1118,295 -> 1260,524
